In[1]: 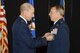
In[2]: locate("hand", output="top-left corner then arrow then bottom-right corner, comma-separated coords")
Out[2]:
42,32 -> 54,41
42,32 -> 51,38
29,22 -> 35,29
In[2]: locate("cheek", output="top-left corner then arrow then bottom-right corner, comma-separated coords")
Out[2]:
49,13 -> 52,17
51,17 -> 53,20
27,13 -> 31,18
31,14 -> 33,17
29,14 -> 33,19
50,14 -> 54,18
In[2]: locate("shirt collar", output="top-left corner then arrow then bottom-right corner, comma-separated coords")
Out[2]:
54,19 -> 59,25
54,18 -> 64,25
19,15 -> 28,24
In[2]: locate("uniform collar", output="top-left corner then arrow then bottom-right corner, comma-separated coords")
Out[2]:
54,18 -> 64,25
54,19 -> 60,25
53,18 -> 64,28
19,15 -> 28,24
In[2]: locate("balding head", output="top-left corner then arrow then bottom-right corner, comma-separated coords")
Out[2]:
20,3 -> 34,21
20,3 -> 34,12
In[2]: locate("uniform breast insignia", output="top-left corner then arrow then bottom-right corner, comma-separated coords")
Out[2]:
51,28 -> 58,35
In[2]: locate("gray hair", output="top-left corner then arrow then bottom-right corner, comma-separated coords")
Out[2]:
52,5 -> 65,16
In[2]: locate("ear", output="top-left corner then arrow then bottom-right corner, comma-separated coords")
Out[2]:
56,11 -> 60,15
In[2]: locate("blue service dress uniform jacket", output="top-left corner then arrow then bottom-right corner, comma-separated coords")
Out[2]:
12,17 -> 47,53
47,18 -> 70,53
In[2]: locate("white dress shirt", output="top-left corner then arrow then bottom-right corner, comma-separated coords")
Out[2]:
20,15 -> 28,24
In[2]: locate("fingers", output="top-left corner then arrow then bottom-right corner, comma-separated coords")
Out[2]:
45,34 -> 54,41
42,32 -> 51,38
42,32 -> 55,41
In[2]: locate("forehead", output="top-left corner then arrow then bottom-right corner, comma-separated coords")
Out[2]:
51,7 -> 56,12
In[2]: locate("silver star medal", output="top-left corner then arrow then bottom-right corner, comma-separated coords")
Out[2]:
51,28 -> 58,35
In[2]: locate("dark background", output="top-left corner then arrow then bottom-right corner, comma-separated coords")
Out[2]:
5,0 -> 80,53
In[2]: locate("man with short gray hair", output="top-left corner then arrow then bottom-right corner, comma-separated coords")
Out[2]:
47,5 -> 70,53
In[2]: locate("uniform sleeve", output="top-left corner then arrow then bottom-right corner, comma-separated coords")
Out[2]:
18,24 -> 47,49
